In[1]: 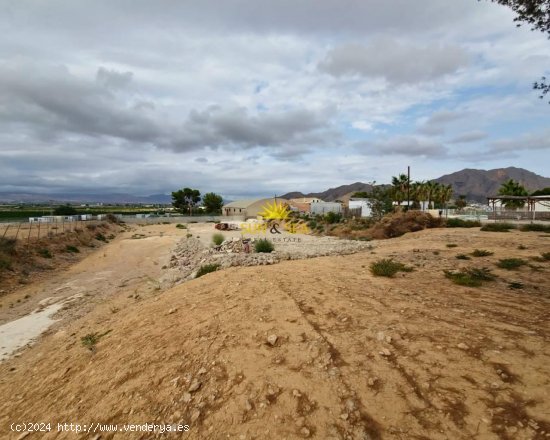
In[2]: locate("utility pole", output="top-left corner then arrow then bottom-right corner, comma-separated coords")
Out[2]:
407,165 -> 411,210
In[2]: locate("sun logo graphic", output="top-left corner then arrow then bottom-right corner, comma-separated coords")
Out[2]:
258,200 -> 290,221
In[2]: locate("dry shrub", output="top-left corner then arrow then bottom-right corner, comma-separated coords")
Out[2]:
367,211 -> 443,239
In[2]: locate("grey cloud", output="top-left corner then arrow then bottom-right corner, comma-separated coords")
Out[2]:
487,131 -> 550,153
356,136 -> 447,157
96,67 -> 133,89
417,110 -> 465,135
449,131 -> 488,143
319,38 -> 470,84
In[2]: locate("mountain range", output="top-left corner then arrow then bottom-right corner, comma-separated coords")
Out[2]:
1,167 -> 548,204
281,167 -> 550,203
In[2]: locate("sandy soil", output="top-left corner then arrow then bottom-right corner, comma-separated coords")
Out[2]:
0,227 -> 549,439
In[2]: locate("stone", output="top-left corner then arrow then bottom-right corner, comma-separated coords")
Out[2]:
457,343 -> 469,350
188,379 -> 202,393
168,308 -> 177,315
182,392 -> 192,403
367,377 -> 377,387
190,409 -> 201,422
300,427 -> 311,437
267,335 -> 278,346
379,348 -> 391,357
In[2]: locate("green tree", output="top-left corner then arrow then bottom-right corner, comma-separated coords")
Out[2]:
498,179 -> 528,209
391,174 -> 410,206
202,192 -> 224,213
172,188 -> 201,215
455,195 -> 468,211
486,0 -> 550,102
531,187 -> 550,196
366,183 -> 393,220
53,204 -> 78,215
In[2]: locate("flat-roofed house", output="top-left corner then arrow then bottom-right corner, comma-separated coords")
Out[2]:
222,198 -> 288,220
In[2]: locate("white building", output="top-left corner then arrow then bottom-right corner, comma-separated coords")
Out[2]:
348,198 -> 372,217
310,202 -> 342,215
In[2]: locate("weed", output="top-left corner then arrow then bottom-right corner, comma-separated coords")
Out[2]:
480,222 -> 516,232
519,223 -> 550,233
196,263 -> 220,278
517,244 -> 527,250
212,233 -> 225,246
94,232 -> 107,242
176,223 -> 187,229
65,245 -> 79,253
370,258 -> 413,277
444,267 -> 495,286
471,249 -> 494,257
508,282 -> 524,290
446,243 -> 458,248
540,252 -> 550,261
455,254 -> 471,260
81,330 -> 111,351
37,248 -> 52,258
496,258 -> 527,270
446,218 -> 481,228
0,237 -> 17,255
255,238 -> 274,253
186,233 -> 193,238
433,250 -> 440,255
0,255 -> 13,270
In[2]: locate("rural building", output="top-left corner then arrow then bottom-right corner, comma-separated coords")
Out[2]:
348,198 -> 372,217
310,201 -> 342,215
288,197 -> 323,214
222,198 -> 289,220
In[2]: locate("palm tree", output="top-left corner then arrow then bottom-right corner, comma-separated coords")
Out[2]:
498,179 -> 528,209
425,181 -> 439,209
391,174 -> 409,206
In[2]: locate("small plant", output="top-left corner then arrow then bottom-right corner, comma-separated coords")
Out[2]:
255,238 -> 274,253
455,254 -> 471,260
520,223 -> 550,233
81,332 -> 101,350
446,218 -> 481,228
186,233 -> 193,238
308,221 -> 318,230
446,243 -> 458,248
212,233 -> 225,246
480,222 -> 516,232
37,248 -> 52,258
517,244 -> 527,250
433,250 -> 440,255
0,237 -> 17,255
471,249 -> 494,257
196,263 -> 220,278
496,258 -> 527,270
444,267 -> 495,287
370,258 -> 413,277
0,255 -> 13,270
95,232 -> 107,242
176,223 -> 187,229
541,252 -> 550,261
508,282 -> 524,290
325,212 -> 342,224
65,245 -> 79,253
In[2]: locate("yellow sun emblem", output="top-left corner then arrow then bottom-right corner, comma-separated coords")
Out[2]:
259,200 -> 290,221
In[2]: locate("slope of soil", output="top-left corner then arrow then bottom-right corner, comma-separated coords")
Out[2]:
1,228 -> 549,439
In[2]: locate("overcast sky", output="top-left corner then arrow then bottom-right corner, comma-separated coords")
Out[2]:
1,0 -> 549,199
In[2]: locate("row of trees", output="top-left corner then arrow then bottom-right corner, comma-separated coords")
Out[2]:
390,174 -> 454,209
171,188 -> 224,214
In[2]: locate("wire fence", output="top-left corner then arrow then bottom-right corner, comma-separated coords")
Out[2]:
1,219 -> 105,243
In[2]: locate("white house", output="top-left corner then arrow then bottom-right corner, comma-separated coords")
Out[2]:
348,198 -> 372,217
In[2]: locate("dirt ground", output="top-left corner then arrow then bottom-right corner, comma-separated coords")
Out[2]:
0,226 -> 549,439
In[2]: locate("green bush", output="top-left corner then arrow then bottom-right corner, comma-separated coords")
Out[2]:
0,254 -> 13,270
308,221 -> 318,230
446,218 -> 481,228
496,258 -> 527,270
455,254 -> 471,260
444,267 -> 495,287
255,238 -> 274,253
196,263 -> 220,278
541,252 -> 550,261
212,233 -> 225,246
176,223 -> 187,229
370,258 -> 413,277
0,237 -> 17,255
38,248 -> 52,258
471,249 -> 493,257
95,232 -> 106,242
65,245 -> 79,253
480,222 -> 516,232
325,212 -> 342,224
520,223 -> 550,233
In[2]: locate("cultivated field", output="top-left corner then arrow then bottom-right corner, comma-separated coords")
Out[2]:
0,223 -> 549,439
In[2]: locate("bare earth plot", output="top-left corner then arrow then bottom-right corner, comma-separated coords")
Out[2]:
0,226 -> 549,439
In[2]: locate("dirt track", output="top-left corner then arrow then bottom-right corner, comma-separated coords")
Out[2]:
1,226 -> 549,439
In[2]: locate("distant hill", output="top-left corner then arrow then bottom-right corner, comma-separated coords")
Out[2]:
281,167 -> 550,203
434,167 -> 550,202
281,182 -> 375,202
0,192 -> 172,204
